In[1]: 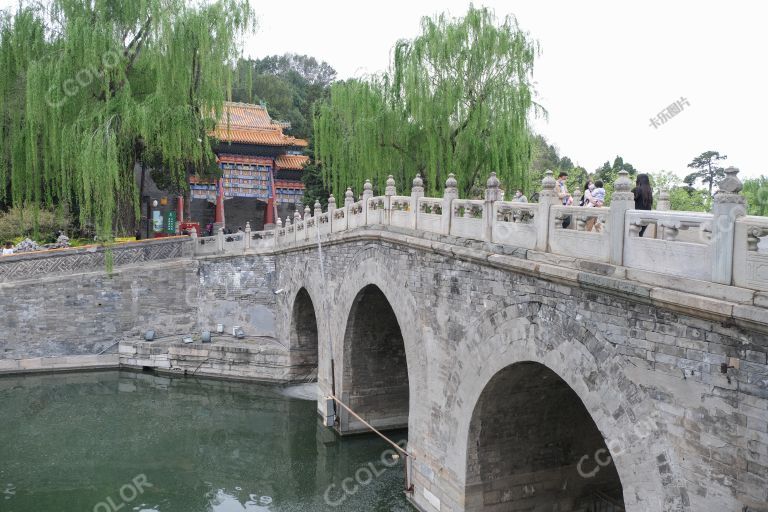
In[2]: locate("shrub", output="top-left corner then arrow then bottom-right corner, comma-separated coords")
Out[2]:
0,206 -> 72,243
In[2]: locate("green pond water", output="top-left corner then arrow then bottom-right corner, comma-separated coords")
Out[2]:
0,370 -> 413,512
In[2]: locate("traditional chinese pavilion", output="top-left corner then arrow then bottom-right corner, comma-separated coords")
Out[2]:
189,101 -> 309,231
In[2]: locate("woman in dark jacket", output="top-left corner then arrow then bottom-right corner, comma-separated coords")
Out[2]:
632,173 -> 653,237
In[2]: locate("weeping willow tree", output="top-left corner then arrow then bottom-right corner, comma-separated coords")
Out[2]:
0,0 -> 255,238
314,6 -> 542,199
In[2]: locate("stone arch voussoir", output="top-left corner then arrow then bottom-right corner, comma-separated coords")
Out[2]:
445,301 -> 686,512
330,244 -> 426,432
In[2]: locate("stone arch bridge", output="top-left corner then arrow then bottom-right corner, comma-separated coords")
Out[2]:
1,170 -> 767,511
250,170 -> 767,511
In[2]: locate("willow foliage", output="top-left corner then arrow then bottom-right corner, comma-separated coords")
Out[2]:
314,6 -> 542,199
0,0 -> 255,237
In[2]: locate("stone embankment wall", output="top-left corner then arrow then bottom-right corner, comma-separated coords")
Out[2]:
0,249 -> 282,377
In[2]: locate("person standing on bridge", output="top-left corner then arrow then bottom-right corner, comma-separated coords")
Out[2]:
556,172 -> 573,228
633,173 -> 654,237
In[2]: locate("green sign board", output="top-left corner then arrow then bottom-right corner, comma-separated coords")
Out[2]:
166,211 -> 177,234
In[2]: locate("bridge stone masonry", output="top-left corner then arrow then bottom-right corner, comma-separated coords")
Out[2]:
190,167 -> 767,512
0,168 -> 767,511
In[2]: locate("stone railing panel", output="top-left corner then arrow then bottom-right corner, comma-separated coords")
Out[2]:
305,217 -> 317,241
285,223 -> 296,243
0,237 -> 191,283
367,196 -> 386,226
450,199 -> 484,239
332,207 -> 347,232
390,196 -> 415,229
195,235 -> 219,256
492,201 -> 538,249
348,200 -> 365,230
623,210 -> 713,281
221,232 -> 246,253
734,215 -> 768,289
276,225 -> 287,245
549,206 -> 610,262
417,197 -> 444,234
250,230 -> 275,250
318,212 -> 331,236
293,219 -> 306,242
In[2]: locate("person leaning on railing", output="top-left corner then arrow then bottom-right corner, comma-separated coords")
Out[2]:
2,242 -> 14,256
556,171 -> 573,228
632,173 -> 654,237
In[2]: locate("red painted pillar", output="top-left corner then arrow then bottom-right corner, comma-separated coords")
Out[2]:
215,178 -> 225,225
176,196 -> 184,223
265,197 -> 275,225
267,164 -> 278,226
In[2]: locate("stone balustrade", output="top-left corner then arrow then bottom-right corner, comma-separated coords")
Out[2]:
5,168 -> 761,292
734,215 -> 768,290
196,166 -> 764,292
623,210 -> 714,281
193,167 -> 764,291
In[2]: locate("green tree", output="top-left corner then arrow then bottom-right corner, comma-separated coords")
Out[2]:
314,6 -> 542,199
301,162 -> 331,209
742,176 -> 768,216
595,155 -> 637,184
649,170 -> 681,194
0,0 -> 254,238
684,150 -> 727,196
231,54 -> 337,140
669,186 -> 712,212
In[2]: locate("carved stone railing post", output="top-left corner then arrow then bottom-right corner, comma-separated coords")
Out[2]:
283,215 -> 292,242
711,167 -> 746,285
536,170 -> 557,251
412,174 -> 424,230
362,179 -> 373,225
293,210 -> 301,242
244,222 -> 251,250
442,174 -> 458,235
385,175 -> 396,225
572,187 -> 583,208
344,187 -> 354,208
484,172 -> 502,241
327,194 -> 336,232
657,189 -> 671,211
609,170 -> 634,265
304,205 -> 311,240
275,217 -> 282,247
216,226 -> 225,253
314,200 -> 323,238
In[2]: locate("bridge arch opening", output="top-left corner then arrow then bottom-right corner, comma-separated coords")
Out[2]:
289,287 -> 319,381
465,361 -> 624,511
340,284 -> 409,434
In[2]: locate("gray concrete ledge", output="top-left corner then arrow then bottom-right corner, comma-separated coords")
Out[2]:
0,354 -> 119,375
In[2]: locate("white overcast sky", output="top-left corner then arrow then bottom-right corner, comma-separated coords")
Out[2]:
2,0 -> 766,180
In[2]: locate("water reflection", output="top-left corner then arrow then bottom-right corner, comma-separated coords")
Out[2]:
0,370 -> 413,512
